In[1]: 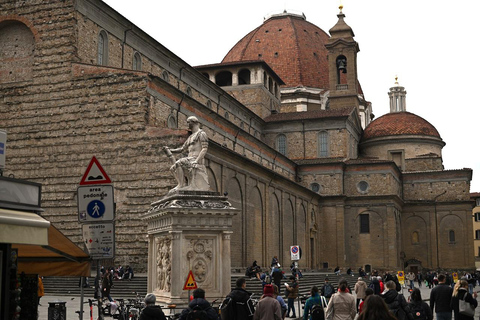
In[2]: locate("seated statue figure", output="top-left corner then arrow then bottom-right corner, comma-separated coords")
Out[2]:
162,116 -> 210,192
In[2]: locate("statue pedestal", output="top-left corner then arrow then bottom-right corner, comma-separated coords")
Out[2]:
142,191 -> 238,306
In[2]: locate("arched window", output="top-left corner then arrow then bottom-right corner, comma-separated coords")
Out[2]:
336,55 -> 347,85
318,131 -> 329,157
132,52 -> 141,71
167,115 -> 177,128
359,214 -> 369,233
206,100 -> 212,109
268,77 -> 273,93
186,86 -> 192,97
0,21 -> 35,83
238,69 -> 251,85
97,30 -> 108,66
215,71 -> 232,86
263,72 -> 267,88
276,134 -> 287,155
225,112 -> 229,120
412,231 -> 419,244
449,230 -> 455,243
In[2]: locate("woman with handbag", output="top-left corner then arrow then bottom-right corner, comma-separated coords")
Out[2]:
451,279 -> 478,320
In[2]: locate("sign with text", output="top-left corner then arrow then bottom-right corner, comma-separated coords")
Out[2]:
77,185 -> 114,222
290,245 -> 300,260
82,222 -> 115,259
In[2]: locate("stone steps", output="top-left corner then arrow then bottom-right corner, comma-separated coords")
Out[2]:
43,272 -> 367,300
231,272 -> 365,298
43,276 -> 148,299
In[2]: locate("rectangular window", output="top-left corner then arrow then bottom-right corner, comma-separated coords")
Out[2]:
477,199 -> 480,207
478,247 -> 480,257
318,132 -> 328,157
360,214 -> 370,233
476,230 -> 480,240
475,212 -> 480,222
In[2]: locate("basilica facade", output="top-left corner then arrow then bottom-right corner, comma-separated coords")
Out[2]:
0,0 -> 474,272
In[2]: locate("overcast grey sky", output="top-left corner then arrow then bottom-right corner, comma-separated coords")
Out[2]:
103,0 -> 480,192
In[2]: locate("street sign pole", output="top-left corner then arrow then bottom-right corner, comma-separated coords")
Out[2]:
78,156 -> 113,320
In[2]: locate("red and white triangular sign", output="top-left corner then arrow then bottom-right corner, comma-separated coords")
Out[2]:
183,270 -> 198,290
79,156 -> 112,185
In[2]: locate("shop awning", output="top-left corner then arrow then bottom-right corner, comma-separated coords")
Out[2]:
0,208 -> 50,245
12,223 -> 91,277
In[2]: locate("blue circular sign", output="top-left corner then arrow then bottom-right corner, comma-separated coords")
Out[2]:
87,200 -> 105,219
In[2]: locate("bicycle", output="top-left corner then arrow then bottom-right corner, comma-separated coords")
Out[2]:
162,304 -> 181,320
75,299 -> 101,320
111,298 -> 128,320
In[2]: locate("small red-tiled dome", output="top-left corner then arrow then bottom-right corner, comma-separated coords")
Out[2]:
222,12 -> 331,89
362,112 -> 441,140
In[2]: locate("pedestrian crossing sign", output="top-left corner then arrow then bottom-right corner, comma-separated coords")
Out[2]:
183,270 -> 198,290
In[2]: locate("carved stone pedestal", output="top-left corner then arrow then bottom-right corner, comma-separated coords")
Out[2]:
142,191 -> 238,306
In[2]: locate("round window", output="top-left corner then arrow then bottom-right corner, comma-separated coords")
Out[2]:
311,183 -> 320,193
357,181 -> 369,193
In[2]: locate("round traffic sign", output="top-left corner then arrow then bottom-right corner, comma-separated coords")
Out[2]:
292,246 -> 299,254
87,200 -> 105,218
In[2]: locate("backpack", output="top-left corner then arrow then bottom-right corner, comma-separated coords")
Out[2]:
220,296 -> 235,320
311,304 -> 325,320
187,305 -> 208,320
323,284 -> 333,298
411,303 -> 426,320
264,274 -> 272,284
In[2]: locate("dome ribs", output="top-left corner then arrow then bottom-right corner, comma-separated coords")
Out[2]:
221,12 -> 332,90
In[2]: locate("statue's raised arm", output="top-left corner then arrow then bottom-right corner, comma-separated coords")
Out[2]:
162,116 -> 210,193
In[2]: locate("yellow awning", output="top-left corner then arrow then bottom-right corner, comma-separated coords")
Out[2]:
0,208 -> 50,245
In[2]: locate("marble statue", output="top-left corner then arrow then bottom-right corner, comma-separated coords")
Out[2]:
162,116 -> 210,192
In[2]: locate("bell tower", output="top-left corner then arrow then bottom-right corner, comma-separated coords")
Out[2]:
326,5 -> 361,111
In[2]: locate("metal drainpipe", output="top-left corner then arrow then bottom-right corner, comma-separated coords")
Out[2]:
176,93 -> 185,122
434,190 -> 447,268
121,27 -> 132,69
302,121 -> 306,159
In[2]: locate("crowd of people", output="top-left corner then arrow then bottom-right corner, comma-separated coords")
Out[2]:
94,261 -> 480,320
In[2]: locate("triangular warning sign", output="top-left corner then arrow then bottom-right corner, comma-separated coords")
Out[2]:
183,270 -> 198,290
79,156 -> 112,185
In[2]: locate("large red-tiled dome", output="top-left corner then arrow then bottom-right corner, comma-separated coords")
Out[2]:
362,112 -> 441,140
222,12 -> 330,89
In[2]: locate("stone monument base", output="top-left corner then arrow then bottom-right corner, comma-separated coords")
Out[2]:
142,190 -> 238,306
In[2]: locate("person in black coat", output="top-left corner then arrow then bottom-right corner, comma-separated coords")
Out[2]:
408,288 -> 432,320
179,288 -> 218,320
381,280 -> 413,320
223,278 -> 255,320
370,277 -> 381,295
451,280 -> 478,320
272,266 -> 284,288
140,293 -> 166,320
